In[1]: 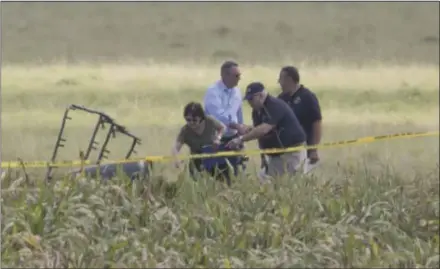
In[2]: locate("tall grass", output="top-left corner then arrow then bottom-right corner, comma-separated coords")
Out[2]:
1,161 -> 439,267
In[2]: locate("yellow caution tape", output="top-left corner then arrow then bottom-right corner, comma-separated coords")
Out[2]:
1,130 -> 438,169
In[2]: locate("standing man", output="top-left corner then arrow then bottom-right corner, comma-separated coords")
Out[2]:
204,60 -> 244,142
227,82 -> 307,178
277,66 -> 322,170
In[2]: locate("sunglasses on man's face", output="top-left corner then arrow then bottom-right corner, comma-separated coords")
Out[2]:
228,71 -> 241,79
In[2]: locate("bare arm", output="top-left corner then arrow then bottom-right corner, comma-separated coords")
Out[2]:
229,123 -> 253,135
211,117 -> 227,140
310,120 -> 322,146
241,103 -> 282,142
171,139 -> 184,168
172,140 -> 184,156
306,92 -> 323,147
172,128 -> 185,156
241,123 -> 274,142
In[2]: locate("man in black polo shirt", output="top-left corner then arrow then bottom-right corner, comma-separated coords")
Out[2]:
227,82 -> 307,178
278,66 -> 322,168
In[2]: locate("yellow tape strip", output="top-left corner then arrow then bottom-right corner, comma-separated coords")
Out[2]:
1,131 -> 438,169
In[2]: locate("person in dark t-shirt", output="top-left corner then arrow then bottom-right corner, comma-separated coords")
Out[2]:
278,66 -> 322,168
228,82 -> 307,178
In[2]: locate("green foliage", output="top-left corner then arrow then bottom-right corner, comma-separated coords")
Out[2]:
2,164 -> 439,267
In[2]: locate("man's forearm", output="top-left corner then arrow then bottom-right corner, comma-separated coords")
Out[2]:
240,124 -> 253,133
309,120 -> 322,146
242,124 -> 271,142
216,128 -> 226,140
229,123 -> 253,135
172,141 -> 183,156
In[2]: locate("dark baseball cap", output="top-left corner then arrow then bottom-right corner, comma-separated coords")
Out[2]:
244,82 -> 265,100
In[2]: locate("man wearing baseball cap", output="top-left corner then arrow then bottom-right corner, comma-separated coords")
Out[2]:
227,82 -> 307,178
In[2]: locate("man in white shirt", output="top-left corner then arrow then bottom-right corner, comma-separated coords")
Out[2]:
203,60 -> 248,170
204,60 -> 244,139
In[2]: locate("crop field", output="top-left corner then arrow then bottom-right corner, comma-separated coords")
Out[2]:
1,2 -> 439,268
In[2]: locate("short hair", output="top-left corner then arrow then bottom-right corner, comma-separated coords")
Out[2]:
183,102 -> 206,120
281,66 -> 300,83
221,60 -> 239,75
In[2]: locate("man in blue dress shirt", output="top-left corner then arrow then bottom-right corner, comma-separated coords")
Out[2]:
203,60 -> 248,169
204,60 -> 244,140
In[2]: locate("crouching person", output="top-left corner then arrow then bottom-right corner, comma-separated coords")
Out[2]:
171,102 -> 241,185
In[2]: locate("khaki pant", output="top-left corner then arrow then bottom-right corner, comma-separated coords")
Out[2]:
265,150 -> 307,178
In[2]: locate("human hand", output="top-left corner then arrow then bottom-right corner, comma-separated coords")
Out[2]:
237,125 -> 250,135
212,138 -> 221,150
212,134 -> 222,148
307,149 -> 319,164
173,158 -> 184,169
228,122 -> 240,129
226,137 -> 242,149
229,123 -> 250,135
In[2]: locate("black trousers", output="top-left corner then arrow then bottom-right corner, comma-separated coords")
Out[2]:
189,159 -> 234,186
189,134 -> 247,186
220,133 -> 248,171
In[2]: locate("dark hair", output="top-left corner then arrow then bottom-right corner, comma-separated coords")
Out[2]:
183,102 -> 206,120
221,60 -> 239,75
281,66 -> 300,83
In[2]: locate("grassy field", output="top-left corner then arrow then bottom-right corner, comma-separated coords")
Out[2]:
2,2 -> 439,65
1,2 -> 440,268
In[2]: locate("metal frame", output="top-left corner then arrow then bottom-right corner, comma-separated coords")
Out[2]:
45,104 -> 142,181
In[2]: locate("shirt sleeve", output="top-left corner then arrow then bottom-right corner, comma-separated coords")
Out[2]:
305,92 -> 322,122
203,88 -> 230,123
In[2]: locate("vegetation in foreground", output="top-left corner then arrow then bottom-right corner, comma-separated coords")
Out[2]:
1,159 -> 439,268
